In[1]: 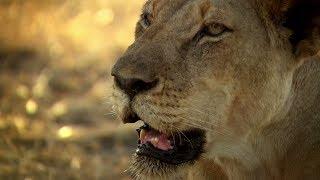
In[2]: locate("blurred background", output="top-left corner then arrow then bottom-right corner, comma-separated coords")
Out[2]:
0,0 -> 145,179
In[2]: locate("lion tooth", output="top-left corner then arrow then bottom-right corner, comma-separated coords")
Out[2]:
151,137 -> 159,145
140,129 -> 146,140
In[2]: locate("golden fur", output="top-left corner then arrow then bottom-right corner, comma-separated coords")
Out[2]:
111,0 -> 320,179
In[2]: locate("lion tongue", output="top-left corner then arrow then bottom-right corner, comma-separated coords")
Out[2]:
140,129 -> 173,151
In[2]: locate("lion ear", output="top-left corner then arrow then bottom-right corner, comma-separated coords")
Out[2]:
264,0 -> 320,62
277,0 -> 320,62
265,0 -> 294,21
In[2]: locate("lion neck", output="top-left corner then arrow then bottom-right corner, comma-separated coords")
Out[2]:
209,60 -> 320,179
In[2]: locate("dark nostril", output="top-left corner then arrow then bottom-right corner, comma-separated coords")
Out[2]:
114,76 -> 158,99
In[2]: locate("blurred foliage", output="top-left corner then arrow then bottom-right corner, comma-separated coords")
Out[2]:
0,0 -> 144,179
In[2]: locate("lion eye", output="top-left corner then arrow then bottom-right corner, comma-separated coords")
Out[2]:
195,23 -> 232,43
203,23 -> 229,37
140,13 -> 153,29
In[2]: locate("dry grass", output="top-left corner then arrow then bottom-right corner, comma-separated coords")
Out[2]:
0,0 -> 144,179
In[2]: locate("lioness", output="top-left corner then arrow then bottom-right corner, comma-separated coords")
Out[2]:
110,0 -> 320,179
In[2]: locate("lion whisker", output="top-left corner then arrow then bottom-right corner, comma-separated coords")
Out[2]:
173,126 -> 194,149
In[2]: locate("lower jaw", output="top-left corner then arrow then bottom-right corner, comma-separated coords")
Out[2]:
129,142 -> 204,177
128,154 -> 190,178
136,142 -> 203,165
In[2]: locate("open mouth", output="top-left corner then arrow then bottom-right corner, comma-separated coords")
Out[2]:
135,122 -> 206,165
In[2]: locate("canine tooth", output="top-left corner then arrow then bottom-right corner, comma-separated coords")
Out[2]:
151,137 -> 159,145
140,129 -> 146,140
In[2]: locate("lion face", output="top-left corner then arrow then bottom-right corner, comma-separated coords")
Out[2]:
111,0 -> 295,178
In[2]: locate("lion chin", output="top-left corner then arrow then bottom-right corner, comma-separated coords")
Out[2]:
110,0 -> 320,179
128,154 -> 185,180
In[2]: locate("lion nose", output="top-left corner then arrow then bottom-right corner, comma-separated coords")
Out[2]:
111,67 -> 159,99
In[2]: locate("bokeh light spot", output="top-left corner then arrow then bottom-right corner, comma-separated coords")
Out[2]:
26,99 -> 38,115
57,126 -> 73,139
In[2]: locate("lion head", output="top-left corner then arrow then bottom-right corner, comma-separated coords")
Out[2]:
110,0 -> 320,179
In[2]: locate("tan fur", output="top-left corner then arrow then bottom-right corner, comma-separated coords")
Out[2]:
111,0 -> 320,179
